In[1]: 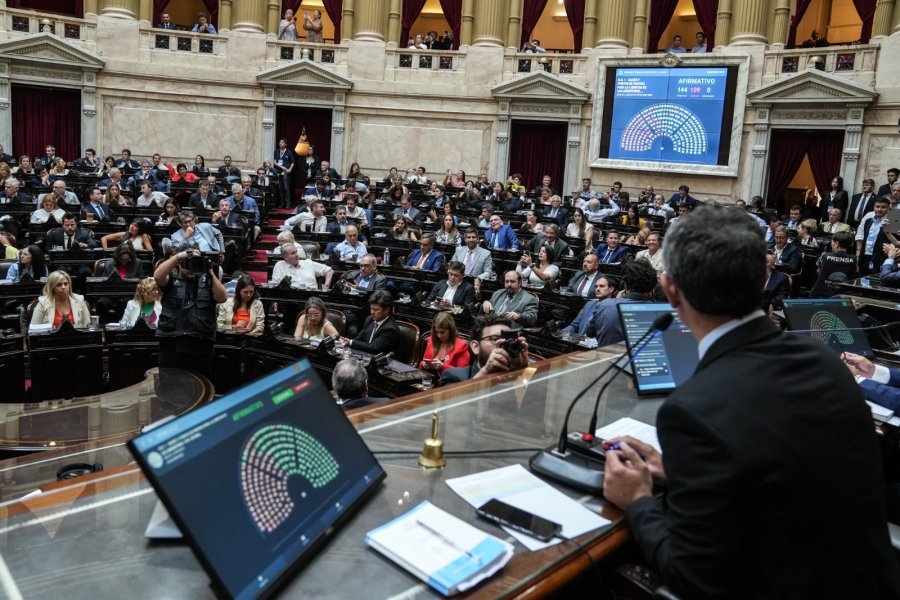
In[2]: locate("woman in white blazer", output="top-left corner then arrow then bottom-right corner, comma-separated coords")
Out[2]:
31,270 -> 91,328
121,277 -> 163,328
217,274 -> 265,336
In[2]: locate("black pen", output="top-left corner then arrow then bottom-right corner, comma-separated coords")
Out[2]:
415,519 -> 482,564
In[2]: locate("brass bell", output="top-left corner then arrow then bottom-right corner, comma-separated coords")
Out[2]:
418,412 -> 446,468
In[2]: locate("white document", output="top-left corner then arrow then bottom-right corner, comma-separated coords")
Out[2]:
446,464 -> 610,551
594,417 -> 661,453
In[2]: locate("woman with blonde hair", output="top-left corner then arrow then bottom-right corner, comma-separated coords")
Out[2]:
217,274 -> 265,336
30,193 -> 65,224
31,270 -> 91,328
293,296 -> 338,341
104,182 -> 131,208
624,227 -> 651,247
798,219 -> 820,248
121,277 -> 162,327
418,311 -> 470,374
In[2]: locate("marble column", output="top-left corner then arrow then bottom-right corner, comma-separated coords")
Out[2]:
232,0 -> 265,33
99,0 -> 137,19
893,0 -> 900,34
715,0 -> 732,48
729,0 -> 767,45
582,0 -> 598,51
815,2 -> 832,40
460,0 -> 475,47
632,0 -> 649,52
770,0 -> 790,46
872,0 -> 895,39
507,0 -> 522,49
387,0 -> 401,46
137,0 -> 150,23
596,0 -> 631,49
84,0 -> 99,17
749,106 -> 771,200
219,0 -> 233,32
473,0 -> 505,46
342,0 -> 356,43
353,0 -> 387,42
266,0 -> 280,36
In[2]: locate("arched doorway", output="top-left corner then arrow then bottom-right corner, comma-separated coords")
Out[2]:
275,106 -> 333,194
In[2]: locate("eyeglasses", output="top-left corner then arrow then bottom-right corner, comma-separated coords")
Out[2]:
479,335 -> 503,345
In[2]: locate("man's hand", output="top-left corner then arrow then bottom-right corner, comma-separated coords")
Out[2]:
482,300 -> 493,313
607,436 -> 665,482
506,311 -> 520,321
602,441 -> 654,511
842,351 -> 875,378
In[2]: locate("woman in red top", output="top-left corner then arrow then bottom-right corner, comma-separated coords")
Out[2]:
418,311 -> 470,374
30,270 -> 91,328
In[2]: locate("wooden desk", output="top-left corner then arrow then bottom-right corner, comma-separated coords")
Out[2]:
0,348 -> 659,598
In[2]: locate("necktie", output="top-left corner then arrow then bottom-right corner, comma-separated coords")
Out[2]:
551,209 -> 557,218
416,252 -> 426,268
496,295 -> 510,315
577,275 -> 588,296
66,233 -> 73,250
464,251 -> 473,274
857,194 -> 868,222
95,204 -> 104,220
492,232 -> 498,248
603,249 -> 611,263
369,322 -> 380,343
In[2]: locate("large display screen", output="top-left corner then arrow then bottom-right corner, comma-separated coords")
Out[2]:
599,66 -> 738,167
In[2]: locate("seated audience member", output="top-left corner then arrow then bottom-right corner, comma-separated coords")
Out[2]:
82,187 -> 111,222
121,277 -> 162,328
564,254 -> 601,298
586,259 -> 657,344
271,230 -> 306,258
594,230 -> 628,264
667,184 -> 696,209
797,219 -> 820,248
542,195 -> 569,228
531,175 -> 555,197
624,227 -> 651,247
333,225 -> 368,263
130,160 -> 160,191
211,198 -> 246,231
635,232 -> 664,274
479,205 -> 496,229
99,242 -> 144,279
772,226 -> 802,273
102,218 -> 154,252
189,180 -> 218,211
32,166 -> 51,190
783,204 -> 803,229
441,314 -> 529,384
566,207 -> 595,248
340,290 -> 401,354
520,210 -> 544,235
30,194 -> 65,224
50,180 -> 78,209
527,223 -> 570,259
392,195 -> 421,223
217,155 -> 241,180
103,183 -> 130,209
810,232 -> 857,297
135,181 -> 170,207
419,311 -> 472,375
692,31 -> 708,52
217,273 -> 265,336
344,195 -> 372,228
0,177 -> 31,204
762,250 -> 789,311
404,235 -> 445,271
434,213 -> 462,246
642,194 -> 675,221
283,200 -> 327,233
167,211 -> 224,255
603,205 -> 900,599
452,228 -> 493,281
425,261 -> 475,307
271,242 -> 333,290
481,270 -> 538,327
294,296 -> 339,342
157,12 -> 177,30
191,11 -> 217,33
563,276 -> 619,336
666,34 -> 686,52
30,270 -> 91,328
332,358 -> 388,410
573,178 -> 598,205
516,244 -> 559,288
485,215 -> 520,251
667,204 -> 691,228
5,245 -> 47,282
46,213 -> 98,251
115,148 -> 140,170
878,242 -> 900,286
822,208 -> 852,234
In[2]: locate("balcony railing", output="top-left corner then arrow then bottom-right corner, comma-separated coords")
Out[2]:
763,44 -> 878,85
503,51 -> 589,81
265,41 -> 348,70
387,48 -> 462,72
3,7 -> 96,49
141,29 -> 226,58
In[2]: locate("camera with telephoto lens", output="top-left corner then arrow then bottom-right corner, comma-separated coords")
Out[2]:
500,329 -> 524,356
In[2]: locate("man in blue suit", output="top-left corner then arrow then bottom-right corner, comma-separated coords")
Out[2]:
843,351 -> 900,411
227,183 -> 260,241
667,184 -> 697,210
562,275 -> 618,335
404,235 -> 445,271
594,230 -> 628,264
484,215 -> 519,251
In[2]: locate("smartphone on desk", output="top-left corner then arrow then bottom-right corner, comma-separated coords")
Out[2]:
476,498 -> 562,542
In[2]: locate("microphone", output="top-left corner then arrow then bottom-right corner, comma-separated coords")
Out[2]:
529,312 -> 673,494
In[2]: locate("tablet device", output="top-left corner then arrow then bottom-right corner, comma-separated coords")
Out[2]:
128,359 -> 385,599
782,297 -> 874,358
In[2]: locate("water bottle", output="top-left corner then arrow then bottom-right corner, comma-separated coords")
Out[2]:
383,247 -> 391,266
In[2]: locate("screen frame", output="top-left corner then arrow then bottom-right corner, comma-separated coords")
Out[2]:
782,297 -> 874,358
589,54 -> 749,177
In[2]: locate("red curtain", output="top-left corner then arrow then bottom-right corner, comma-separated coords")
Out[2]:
13,0 -> 82,16
400,0 -> 427,47
851,0 -> 878,43
564,0 -> 585,52
321,0 -> 343,42
276,106 -> 333,192
648,0 -> 679,52
151,0 -> 170,28
282,1 -> 303,13
520,0 -> 549,48
806,131 -> 845,203
200,0 -> 219,27
765,131 -> 812,210
691,0 -> 718,51
508,121 -> 567,195
438,0 -> 462,50
12,84 -> 81,163
786,0 -> 814,48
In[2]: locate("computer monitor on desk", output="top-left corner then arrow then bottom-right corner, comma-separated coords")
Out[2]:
782,297 -> 874,358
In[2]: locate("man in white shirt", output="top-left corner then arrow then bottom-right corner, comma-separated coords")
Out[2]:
333,225 -> 368,263
283,200 -> 327,232
271,243 -> 333,289
135,181 -> 170,207
635,232 -> 665,274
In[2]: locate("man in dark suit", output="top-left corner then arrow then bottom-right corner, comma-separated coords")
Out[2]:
541,194 -> 569,228
188,180 -> 218,211
762,250 -> 789,311
603,204 -> 900,599
157,12 -> 178,29
392,196 -> 421,224
526,223 -> 569,261
847,178 -> 877,229
0,177 -> 32,204
666,184 -> 697,210
594,230 -> 628,264
115,149 -> 140,170
340,290 -> 401,355
563,253 -> 600,298
877,167 -> 898,199
404,235 -> 445,271
341,254 -> 387,292
332,358 -> 387,411
313,159 -> 341,182
46,213 -> 97,250
772,226 -> 802,273
425,261 -> 475,307
81,187 -> 111,222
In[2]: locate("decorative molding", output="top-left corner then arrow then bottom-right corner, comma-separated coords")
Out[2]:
257,58 -> 353,91
658,52 -> 682,68
747,69 -> 877,106
0,32 -> 104,70
770,109 -> 843,120
491,71 -> 590,102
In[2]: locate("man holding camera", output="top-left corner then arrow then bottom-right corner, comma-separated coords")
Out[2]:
441,315 -> 529,384
154,246 -> 227,378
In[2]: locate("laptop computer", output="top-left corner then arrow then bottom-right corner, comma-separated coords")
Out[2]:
128,359 -> 385,600
616,302 -> 699,395
782,297 -> 874,358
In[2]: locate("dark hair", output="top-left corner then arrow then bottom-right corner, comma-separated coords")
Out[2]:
598,274 -> 619,294
446,260 -> 465,273
114,241 -> 135,264
833,176 -> 844,190
470,314 -> 512,343
832,231 -> 853,251
22,244 -> 46,277
369,289 -> 394,308
539,243 -> 557,264
233,274 -> 259,310
464,227 -> 479,237
888,168 -> 899,177
663,204 -> 765,317
622,259 -> 657,294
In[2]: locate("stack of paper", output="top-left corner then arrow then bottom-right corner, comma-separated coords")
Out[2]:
366,500 -> 514,596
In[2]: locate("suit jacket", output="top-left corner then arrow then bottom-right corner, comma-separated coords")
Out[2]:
541,205 -> 570,228
565,270 -> 600,298
487,288 -> 538,326
82,202 -> 111,221
824,189 -> 850,217
667,193 -> 697,210
452,245 -> 493,280
859,367 -> 900,411
31,294 -> 91,327
99,259 -> 144,279
624,316 -> 900,599
878,182 -> 893,199
0,191 -> 32,204
774,242 -> 802,274
351,315 -> 401,355
527,234 -> 570,261
594,243 -> 628,264
343,270 -> 387,292
484,225 -> 519,251
404,249 -> 445,271
189,192 -> 218,211
425,280 -> 475,306
761,269 -> 789,310
848,192 -> 877,228
46,227 -> 97,249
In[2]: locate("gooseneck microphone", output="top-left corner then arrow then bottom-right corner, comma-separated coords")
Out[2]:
530,312 -> 673,494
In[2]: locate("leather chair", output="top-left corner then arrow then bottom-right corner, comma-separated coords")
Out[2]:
392,319 -> 420,364
326,308 -> 346,336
